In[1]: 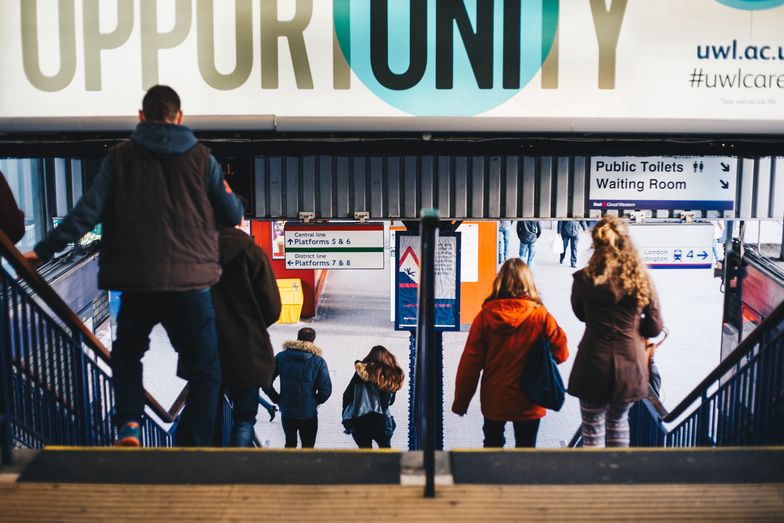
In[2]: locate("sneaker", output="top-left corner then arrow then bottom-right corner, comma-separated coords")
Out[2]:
115,421 -> 141,447
268,406 -> 277,422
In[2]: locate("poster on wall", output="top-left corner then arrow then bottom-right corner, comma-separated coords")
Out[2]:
271,221 -> 286,259
1,1 -> 782,133
395,233 -> 461,332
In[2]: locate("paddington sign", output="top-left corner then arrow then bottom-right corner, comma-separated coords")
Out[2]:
589,156 -> 737,211
0,1 -> 783,132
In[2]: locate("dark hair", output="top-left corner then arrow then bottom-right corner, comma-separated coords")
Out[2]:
297,327 -> 316,343
362,345 -> 404,392
142,85 -> 181,122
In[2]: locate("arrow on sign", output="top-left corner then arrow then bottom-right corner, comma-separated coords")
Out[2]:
287,239 -> 293,245
721,162 -> 730,172
697,251 -> 709,260
287,260 -> 294,266
720,179 -> 729,189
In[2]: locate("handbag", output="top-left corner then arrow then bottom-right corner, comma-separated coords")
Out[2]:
550,234 -> 564,255
644,327 -> 668,397
519,323 -> 565,411
342,380 -> 384,431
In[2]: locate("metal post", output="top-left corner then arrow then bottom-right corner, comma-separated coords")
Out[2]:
0,279 -> 13,465
414,210 -> 439,498
71,331 -> 92,445
407,331 -> 416,450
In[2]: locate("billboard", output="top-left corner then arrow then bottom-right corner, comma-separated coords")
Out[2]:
0,1 -> 783,132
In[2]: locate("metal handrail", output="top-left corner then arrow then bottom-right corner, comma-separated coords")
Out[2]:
0,229 -> 176,424
660,298 -> 784,423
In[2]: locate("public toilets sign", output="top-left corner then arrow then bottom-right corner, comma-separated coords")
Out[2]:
0,1 -> 783,133
284,223 -> 384,270
395,233 -> 460,331
589,156 -> 737,211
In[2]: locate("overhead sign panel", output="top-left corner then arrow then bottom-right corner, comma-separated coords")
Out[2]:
589,156 -> 737,211
629,223 -> 715,270
284,223 -> 384,270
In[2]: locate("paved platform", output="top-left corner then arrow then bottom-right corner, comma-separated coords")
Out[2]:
138,223 -> 725,450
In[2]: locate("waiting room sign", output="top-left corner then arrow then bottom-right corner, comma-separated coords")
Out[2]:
284,223 -> 384,270
589,156 -> 737,211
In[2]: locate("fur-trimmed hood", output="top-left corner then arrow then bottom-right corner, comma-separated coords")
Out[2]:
283,340 -> 323,357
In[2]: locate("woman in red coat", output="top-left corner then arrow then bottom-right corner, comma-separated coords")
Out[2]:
452,258 -> 569,448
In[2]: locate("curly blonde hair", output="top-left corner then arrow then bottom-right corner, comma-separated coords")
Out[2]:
585,216 -> 651,309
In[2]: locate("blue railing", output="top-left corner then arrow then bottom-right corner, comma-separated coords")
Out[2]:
630,298 -> 784,447
0,230 -> 176,463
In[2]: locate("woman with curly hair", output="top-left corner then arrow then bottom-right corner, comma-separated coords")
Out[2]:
452,258 -> 569,448
568,216 -> 664,447
342,346 -> 404,448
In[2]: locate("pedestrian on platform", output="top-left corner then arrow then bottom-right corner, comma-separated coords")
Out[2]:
452,258 -> 569,448
516,220 -> 541,268
0,171 -> 25,244
568,216 -> 663,448
342,345 -> 404,448
211,211 -> 281,447
264,327 -> 332,448
498,220 -> 512,263
557,220 -> 588,268
26,85 -> 243,447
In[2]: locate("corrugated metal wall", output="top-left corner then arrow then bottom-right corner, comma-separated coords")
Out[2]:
254,155 -> 783,220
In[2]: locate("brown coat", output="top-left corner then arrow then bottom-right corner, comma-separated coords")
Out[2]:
212,227 -> 281,389
567,270 -> 663,404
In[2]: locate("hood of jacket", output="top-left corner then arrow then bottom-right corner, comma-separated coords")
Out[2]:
218,226 -> 253,265
283,339 -> 323,357
481,298 -> 540,334
131,121 -> 198,158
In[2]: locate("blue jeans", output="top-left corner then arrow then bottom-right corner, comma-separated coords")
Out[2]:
561,235 -> 579,267
228,387 -> 260,447
518,242 -> 537,268
111,289 -> 220,446
498,225 -> 511,263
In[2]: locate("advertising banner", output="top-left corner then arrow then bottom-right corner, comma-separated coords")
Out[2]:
0,1 -> 782,132
395,233 -> 460,331
589,156 -> 737,211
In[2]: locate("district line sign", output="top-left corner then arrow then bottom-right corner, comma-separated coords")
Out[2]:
284,223 -> 384,270
589,156 -> 737,211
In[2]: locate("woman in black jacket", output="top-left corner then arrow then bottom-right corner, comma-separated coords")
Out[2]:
342,346 -> 404,448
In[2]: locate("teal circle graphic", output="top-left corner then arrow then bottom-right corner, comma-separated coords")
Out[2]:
715,0 -> 784,9
334,0 -> 559,116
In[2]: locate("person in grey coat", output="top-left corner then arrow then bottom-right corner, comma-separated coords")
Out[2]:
516,221 -> 541,268
557,221 -> 588,268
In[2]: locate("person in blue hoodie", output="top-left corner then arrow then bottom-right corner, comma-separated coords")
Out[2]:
25,86 -> 243,447
265,327 -> 332,448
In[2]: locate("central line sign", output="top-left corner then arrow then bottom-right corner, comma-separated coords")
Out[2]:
284,223 -> 384,270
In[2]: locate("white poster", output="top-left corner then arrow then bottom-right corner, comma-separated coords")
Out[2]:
0,1 -> 782,132
456,222 -> 479,283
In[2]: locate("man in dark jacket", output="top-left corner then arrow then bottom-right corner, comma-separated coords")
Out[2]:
211,222 -> 281,447
264,327 -> 331,448
557,221 -> 588,268
0,171 -> 25,244
515,221 -> 541,268
26,86 -> 243,447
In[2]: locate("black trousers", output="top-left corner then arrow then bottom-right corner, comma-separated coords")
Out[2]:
482,418 -> 541,448
351,414 -> 392,449
282,416 -> 318,448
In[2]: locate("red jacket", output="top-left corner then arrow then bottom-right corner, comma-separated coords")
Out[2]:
452,298 -> 569,421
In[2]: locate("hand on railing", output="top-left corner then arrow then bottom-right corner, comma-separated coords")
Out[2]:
22,250 -> 43,269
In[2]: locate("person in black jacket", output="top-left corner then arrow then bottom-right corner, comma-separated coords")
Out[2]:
0,171 -> 25,244
516,221 -> 541,268
211,221 -> 281,447
342,346 -> 404,448
265,327 -> 331,448
557,220 -> 588,268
